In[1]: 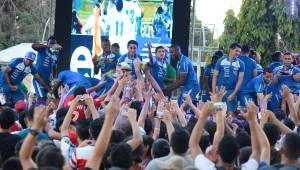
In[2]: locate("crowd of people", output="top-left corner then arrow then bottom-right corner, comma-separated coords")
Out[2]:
0,36 -> 300,170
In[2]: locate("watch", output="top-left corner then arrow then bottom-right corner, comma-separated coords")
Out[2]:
29,128 -> 39,136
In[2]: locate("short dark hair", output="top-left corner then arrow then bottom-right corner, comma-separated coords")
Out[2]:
127,40 -> 138,47
36,145 -> 65,169
282,133 -> 300,159
0,108 -> 15,129
55,108 -> 68,120
75,120 -> 90,141
218,135 -> 239,164
155,46 -> 165,53
241,45 -> 250,54
2,157 -> 22,170
204,121 -> 216,144
239,146 -> 252,165
73,86 -> 86,97
47,36 -> 56,42
235,130 -> 251,149
110,129 -> 126,144
263,123 -> 280,147
229,42 -> 242,50
271,51 -> 282,62
112,43 -> 120,48
263,67 -> 273,75
283,52 -> 292,56
283,118 -> 295,131
90,117 -> 105,139
110,143 -> 132,169
152,138 -> 170,158
170,128 -> 190,154
102,38 -> 110,43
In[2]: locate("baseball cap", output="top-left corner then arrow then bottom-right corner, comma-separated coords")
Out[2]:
24,52 -> 36,61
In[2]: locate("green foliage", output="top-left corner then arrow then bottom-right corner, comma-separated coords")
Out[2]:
220,0 -> 300,66
0,0 -> 54,50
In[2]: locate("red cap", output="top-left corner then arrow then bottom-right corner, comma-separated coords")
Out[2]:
15,100 -> 26,112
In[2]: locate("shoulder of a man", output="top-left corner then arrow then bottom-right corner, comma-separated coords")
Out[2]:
241,158 -> 258,170
194,154 -> 216,170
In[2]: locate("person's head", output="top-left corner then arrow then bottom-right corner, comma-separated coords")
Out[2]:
282,52 -> 294,67
263,123 -> 280,148
218,135 -> 239,164
155,46 -> 166,60
151,138 -> 170,158
263,67 -> 273,84
170,44 -> 181,60
250,50 -> 261,64
127,40 -> 138,56
211,50 -> 223,66
111,43 -> 120,54
110,129 -> 126,144
75,120 -> 90,142
110,143 -> 132,169
24,52 -> 36,66
228,42 -> 242,59
143,135 -> 154,157
271,51 -> 282,62
2,157 -> 22,170
90,117 -> 105,140
170,128 -> 190,155
35,145 -> 65,169
115,0 -> 123,12
281,133 -> 300,160
235,131 -> 251,149
73,86 -> 87,97
0,108 -> 15,130
102,39 -> 111,52
241,45 -> 250,55
47,36 -> 56,47
238,146 -> 252,165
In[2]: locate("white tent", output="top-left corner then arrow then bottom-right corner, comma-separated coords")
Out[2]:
0,43 -> 36,65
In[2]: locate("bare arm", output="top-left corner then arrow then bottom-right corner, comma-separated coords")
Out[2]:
168,73 -> 187,91
127,108 -> 143,151
61,96 -> 80,137
34,74 -> 52,92
212,71 -> 219,94
32,43 -> 48,51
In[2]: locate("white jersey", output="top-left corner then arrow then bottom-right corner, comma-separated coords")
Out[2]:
108,7 -> 133,54
122,1 -> 142,35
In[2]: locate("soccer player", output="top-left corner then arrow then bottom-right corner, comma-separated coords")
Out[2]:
0,52 -> 52,104
267,51 -> 283,71
212,42 -> 245,115
32,36 -> 60,101
118,40 -> 142,79
164,44 -> 200,105
147,42 -> 167,90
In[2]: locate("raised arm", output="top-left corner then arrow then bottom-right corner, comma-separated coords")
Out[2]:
127,108 -> 143,151
60,96 -> 80,137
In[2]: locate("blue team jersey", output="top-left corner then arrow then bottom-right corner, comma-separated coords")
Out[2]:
244,74 -> 268,94
256,64 -> 263,75
203,64 -> 214,91
177,55 -> 200,92
97,52 -> 119,74
151,59 -> 167,89
117,54 -> 142,79
215,56 -> 245,90
1,58 -> 37,85
57,71 -> 91,88
35,49 -> 58,81
272,65 -> 300,93
268,61 -> 282,71
238,55 -> 257,92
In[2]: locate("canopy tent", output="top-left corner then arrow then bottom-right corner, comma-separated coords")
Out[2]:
0,43 -> 36,65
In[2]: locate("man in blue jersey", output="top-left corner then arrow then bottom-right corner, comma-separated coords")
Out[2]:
164,44 -> 200,105
0,52 -> 52,104
117,40 -> 142,79
147,42 -> 167,90
52,70 -> 93,97
212,42 -> 245,115
237,45 -> 257,107
272,52 -> 300,94
92,39 -> 120,96
268,51 -> 282,71
242,67 -> 272,106
32,36 -> 61,101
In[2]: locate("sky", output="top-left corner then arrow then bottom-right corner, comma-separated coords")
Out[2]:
195,0 -> 243,37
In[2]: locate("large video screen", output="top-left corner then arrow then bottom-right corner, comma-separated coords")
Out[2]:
70,0 -> 173,77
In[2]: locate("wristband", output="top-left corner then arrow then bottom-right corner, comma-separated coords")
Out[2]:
29,128 -> 39,136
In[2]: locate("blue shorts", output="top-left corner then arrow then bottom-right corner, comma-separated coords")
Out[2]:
33,79 -> 50,98
0,82 -> 24,104
223,90 -> 237,113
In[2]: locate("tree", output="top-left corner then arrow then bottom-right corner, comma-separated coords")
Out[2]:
272,0 -> 300,52
219,9 -> 238,52
236,0 -> 277,66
